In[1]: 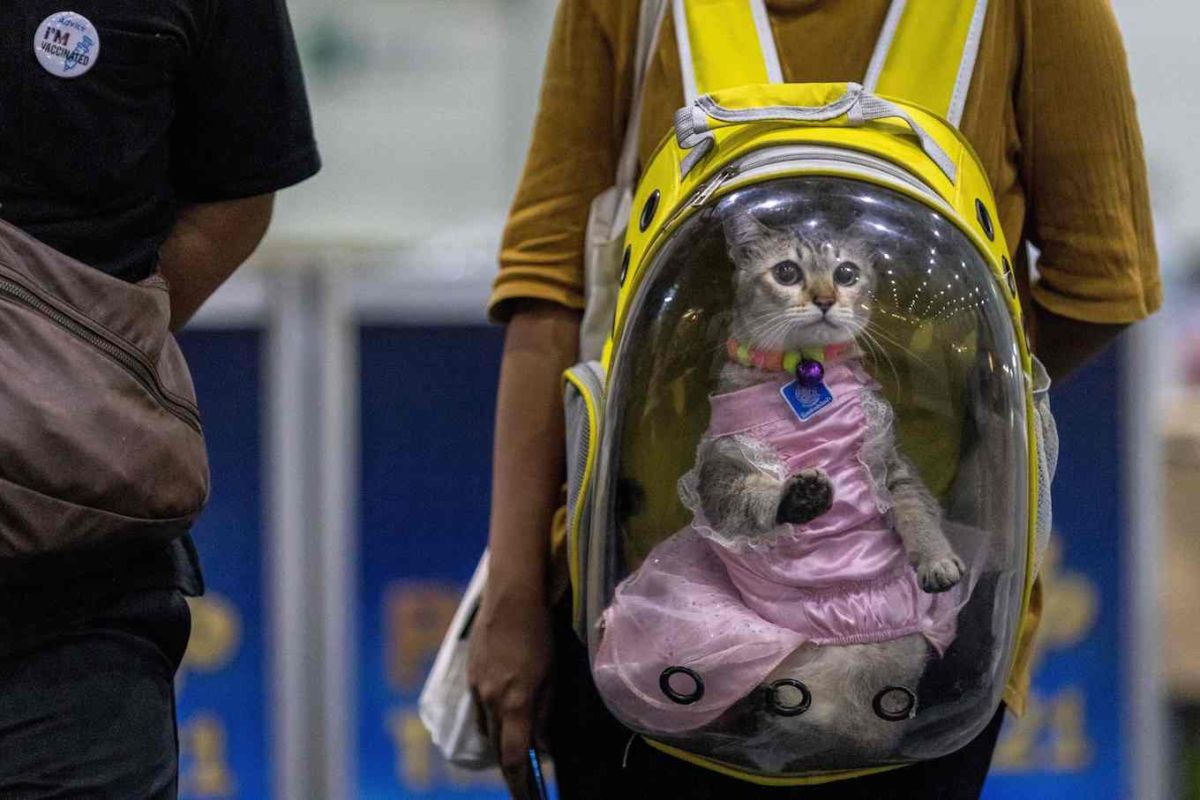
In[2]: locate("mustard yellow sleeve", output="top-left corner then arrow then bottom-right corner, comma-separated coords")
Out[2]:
1019,0 -> 1161,324
488,0 -> 622,323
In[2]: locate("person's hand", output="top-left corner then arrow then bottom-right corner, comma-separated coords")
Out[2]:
474,301 -> 577,795
467,576 -> 552,797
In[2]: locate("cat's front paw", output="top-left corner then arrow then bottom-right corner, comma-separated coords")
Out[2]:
916,554 -> 965,593
776,469 -> 833,526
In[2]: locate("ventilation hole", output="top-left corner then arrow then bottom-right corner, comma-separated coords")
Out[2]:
619,245 -> 632,286
659,666 -> 704,705
765,679 -> 812,717
639,190 -> 660,232
872,686 -> 917,721
975,198 -> 995,241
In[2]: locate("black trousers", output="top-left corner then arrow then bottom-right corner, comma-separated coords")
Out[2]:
0,590 -> 192,799
549,602 -> 1005,800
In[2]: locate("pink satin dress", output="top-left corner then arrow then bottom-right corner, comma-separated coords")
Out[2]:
592,361 -> 959,734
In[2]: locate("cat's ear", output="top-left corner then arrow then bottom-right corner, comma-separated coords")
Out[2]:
722,212 -> 774,263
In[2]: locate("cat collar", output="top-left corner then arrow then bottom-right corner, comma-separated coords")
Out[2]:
725,339 -> 856,387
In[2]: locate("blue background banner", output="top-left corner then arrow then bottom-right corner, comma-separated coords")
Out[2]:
357,326 -> 509,799
983,346 -> 1124,797
176,330 -> 271,800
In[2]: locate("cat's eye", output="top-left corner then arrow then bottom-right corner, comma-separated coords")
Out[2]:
834,262 -> 861,286
771,261 -> 802,286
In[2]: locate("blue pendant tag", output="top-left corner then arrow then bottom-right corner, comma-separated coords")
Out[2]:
781,379 -> 833,421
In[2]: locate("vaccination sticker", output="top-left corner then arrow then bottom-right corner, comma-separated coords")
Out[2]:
34,12 -> 100,79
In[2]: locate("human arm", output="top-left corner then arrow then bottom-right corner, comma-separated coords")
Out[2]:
1031,305 -> 1127,382
165,0 -> 318,328
468,301 -> 580,794
1018,0 -> 1160,381
158,195 -> 274,330
473,1 -> 633,791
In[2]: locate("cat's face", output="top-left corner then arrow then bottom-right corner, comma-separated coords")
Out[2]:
723,212 -> 875,349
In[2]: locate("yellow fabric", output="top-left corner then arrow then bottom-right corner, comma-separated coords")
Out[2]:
644,738 -> 905,785
490,0 -> 1160,327
679,0 -> 776,95
505,0 -> 1160,720
873,0 -> 979,118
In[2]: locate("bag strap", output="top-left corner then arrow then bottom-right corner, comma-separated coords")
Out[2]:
672,0 -> 783,103
615,0 -> 671,189
671,0 -> 986,129
863,0 -> 989,128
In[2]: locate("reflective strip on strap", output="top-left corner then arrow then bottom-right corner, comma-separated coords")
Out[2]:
673,0 -> 783,103
864,0 -> 988,127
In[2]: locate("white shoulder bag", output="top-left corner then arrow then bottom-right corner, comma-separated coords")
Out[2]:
579,0 -> 668,360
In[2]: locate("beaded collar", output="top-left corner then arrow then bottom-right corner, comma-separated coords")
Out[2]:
725,338 -> 857,373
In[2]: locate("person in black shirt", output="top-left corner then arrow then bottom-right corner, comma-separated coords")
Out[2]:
0,1 -> 318,795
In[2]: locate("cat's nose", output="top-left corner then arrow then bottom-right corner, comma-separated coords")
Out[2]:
813,297 -> 835,313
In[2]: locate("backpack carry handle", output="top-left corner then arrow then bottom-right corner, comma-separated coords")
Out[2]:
674,83 -> 957,182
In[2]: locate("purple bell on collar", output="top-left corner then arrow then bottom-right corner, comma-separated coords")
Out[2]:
796,358 -> 825,388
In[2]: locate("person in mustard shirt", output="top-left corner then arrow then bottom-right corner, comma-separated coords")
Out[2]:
468,1 -> 1160,797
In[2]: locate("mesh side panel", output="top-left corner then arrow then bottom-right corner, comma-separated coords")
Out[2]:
564,361 -> 606,622
564,394 -> 590,529
1031,362 -> 1059,575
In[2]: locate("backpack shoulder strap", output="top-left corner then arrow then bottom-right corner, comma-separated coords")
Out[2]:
863,0 -> 989,127
673,0 -> 783,103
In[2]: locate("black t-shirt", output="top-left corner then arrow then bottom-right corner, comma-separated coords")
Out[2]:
0,0 -> 320,279
0,1 -> 319,602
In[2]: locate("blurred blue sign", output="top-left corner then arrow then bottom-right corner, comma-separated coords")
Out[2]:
357,326 -> 508,799
983,346 -> 1125,798
176,330 -> 271,800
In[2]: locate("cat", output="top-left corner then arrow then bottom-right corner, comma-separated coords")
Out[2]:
691,210 -> 966,764
589,210 -> 967,769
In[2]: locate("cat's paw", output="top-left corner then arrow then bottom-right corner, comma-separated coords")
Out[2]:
775,469 -> 834,526
916,554 -> 965,593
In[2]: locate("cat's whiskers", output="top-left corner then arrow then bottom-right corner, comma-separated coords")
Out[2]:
860,331 -> 907,389
736,312 -> 798,351
862,321 -> 932,368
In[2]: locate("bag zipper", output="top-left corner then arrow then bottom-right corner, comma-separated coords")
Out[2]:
689,145 -> 944,211
0,275 -> 202,434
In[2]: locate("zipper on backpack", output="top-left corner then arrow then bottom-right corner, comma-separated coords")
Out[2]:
0,275 -> 202,434
687,145 -> 943,213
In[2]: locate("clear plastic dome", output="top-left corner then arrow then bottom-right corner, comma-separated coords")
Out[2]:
586,176 -> 1029,775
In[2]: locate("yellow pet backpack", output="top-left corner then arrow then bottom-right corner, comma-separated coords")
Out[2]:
563,0 -> 1058,784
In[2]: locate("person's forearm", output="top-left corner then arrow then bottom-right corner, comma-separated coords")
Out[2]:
487,301 -> 581,603
158,194 -> 275,331
1032,303 -> 1128,383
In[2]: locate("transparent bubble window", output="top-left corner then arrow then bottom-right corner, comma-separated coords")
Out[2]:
587,177 -> 1028,775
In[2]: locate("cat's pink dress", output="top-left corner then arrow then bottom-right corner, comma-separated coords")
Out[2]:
592,361 -> 960,733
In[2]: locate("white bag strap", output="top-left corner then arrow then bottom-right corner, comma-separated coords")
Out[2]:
615,0 -> 670,189
672,0 -> 783,105
863,0 -> 989,128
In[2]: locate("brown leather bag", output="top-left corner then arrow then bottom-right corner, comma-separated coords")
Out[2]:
0,219 -> 209,559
